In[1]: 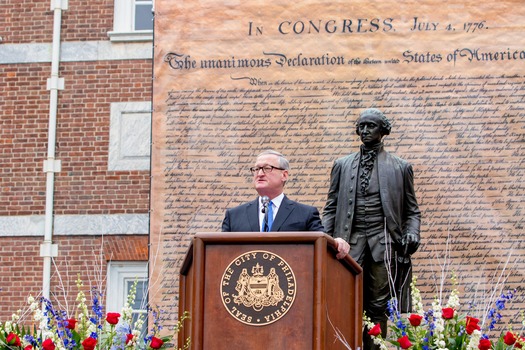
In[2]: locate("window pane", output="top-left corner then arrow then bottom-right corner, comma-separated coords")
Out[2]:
135,3 -> 153,30
134,280 -> 148,309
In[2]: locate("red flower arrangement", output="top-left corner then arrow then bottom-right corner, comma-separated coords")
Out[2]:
360,273 -> 523,350
0,277 -> 190,349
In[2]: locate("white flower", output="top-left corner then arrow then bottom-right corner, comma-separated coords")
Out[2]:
132,328 -> 141,339
88,323 -> 97,334
410,277 -> 425,314
446,272 -> 460,309
446,288 -> 460,309
134,317 -> 144,331
122,305 -> 133,320
466,329 -> 482,350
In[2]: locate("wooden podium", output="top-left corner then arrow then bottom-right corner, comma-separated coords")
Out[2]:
178,232 -> 363,349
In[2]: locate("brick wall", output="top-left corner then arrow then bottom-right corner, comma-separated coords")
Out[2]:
0,60 -> 152,216
0,0 -> 153,327
0,0 -> 113,44
0,235 -> 148,321
1,64 -> 50,216
54,60 -> 152,214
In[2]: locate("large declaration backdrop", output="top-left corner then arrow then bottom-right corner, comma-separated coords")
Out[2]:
150,0 -> 525,335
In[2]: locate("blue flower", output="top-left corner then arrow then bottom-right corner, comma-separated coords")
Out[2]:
424,309 -> 435,332
23,335 -> 37,347
487,290 -> 514,330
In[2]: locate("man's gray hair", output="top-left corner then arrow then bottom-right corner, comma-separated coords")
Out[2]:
257,150 -> 290,170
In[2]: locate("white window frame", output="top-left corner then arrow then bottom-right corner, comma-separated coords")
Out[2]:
108,0 -> 154,42
106,262 -> 148,318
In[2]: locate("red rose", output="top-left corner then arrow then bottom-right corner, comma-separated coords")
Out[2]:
66,318 -> 77,329
42,339 -> 56,350
106,312 -> 121,325
126,333 -> 134,344
367,323 -> 381,337
465,316 -> 481,335
504,331 -> 517,345
6,332 -> 21,346
441,307 -> 454,319
150,336 -> 164,349
478,338 -> 491,350
398,335 -> 412,349
82,337 -> 97,350
408,314 -> 423,327
24,346 -> 33,350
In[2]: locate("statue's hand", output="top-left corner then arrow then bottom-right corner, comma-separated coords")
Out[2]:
402,232 -> 420,256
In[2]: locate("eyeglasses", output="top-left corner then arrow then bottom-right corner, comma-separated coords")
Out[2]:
249,165 -> 285,175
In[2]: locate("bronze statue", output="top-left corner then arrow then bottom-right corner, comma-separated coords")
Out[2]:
322,108 -> 421,349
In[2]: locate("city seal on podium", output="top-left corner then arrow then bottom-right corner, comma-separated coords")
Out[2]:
220,250 -> 297,326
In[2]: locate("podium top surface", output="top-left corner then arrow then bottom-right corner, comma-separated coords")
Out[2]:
180,231 -> 362,275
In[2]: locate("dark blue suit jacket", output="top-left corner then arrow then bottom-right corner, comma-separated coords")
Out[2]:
222,195 -> 324,232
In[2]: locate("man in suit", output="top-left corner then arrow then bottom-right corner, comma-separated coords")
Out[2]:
222,150 -> 323,233
322,108 -> 421,350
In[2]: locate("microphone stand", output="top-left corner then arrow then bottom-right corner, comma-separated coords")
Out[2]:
261,196 -> 270,231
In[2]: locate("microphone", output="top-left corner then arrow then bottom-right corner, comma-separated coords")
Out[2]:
261,196 -> 270,213
261,196 -> 270,232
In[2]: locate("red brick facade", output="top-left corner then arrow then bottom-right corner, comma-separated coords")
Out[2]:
0,0 -> 114,44
1,61 -> 152,216
0,235 -> 148,317
0,0 -> 152,320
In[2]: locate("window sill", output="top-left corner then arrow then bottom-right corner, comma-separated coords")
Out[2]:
107,31 -> 153,42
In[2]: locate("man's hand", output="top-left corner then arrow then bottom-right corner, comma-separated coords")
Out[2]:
334,237 -> 350,259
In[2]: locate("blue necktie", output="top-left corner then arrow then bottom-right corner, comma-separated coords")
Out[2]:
267,201 -> 274,231
264,201 -> 274,232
